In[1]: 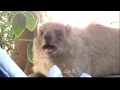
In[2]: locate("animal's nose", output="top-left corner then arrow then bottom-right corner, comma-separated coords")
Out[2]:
44,34 -> 52,41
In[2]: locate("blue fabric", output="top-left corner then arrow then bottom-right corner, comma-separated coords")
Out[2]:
0,65 -> 11,77
0,47 -> 27,77
0,69 -> 8,77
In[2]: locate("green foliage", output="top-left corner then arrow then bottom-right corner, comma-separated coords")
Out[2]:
27,42 -> 33,63
12,13 -> 26,37
10,28 -> 16,39
23,12 -> 37,31
0,11 -> 40,62
0,11 -> 16,50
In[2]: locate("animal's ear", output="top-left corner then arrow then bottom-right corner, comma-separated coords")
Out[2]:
65,24 -> 71,33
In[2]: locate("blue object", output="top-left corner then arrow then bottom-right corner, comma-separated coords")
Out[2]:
0,69 -> 7,77
0,47 -> 27,77
0,65 -> 10,77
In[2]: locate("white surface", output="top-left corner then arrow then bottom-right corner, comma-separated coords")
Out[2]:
48,65 -> 63,77
80,73 -> 92,77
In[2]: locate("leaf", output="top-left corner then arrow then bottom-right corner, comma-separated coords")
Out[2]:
32,11 -> 40,23
8,12 -> 16,22
27,42 -> 33,63
23,12 -> 37,31
1,38 -> 5,49
0,21 -> 5,26
2,11 -> 9,16
12,13 -> 26,37
9,28 -> 16,39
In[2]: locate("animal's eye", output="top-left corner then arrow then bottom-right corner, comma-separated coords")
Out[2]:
56,31 -> 60,36
40,30 -> 43,36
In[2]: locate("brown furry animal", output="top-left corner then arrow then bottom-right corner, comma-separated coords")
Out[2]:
31,21 -> 120,77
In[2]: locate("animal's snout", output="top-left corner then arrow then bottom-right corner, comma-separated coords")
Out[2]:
44,33 -> 52,42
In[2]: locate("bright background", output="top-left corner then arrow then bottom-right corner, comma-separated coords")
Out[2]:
46,11 -> 119,28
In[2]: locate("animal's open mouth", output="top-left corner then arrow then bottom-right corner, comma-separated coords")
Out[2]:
42,44 -> 57,53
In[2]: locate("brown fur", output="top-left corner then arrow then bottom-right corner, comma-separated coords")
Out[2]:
32,21 -> 120,77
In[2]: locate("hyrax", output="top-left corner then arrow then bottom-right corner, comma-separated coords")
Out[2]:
31,21 -> 119,77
